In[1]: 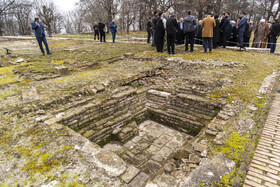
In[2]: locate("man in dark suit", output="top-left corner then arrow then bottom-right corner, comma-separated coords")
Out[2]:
166,15 -> 178,54
152,11 -> 159,46
220,12 -> 232,48
31,18 -> 51,55
237,12 -> 248,49
93,22 -> 99,40
147,17 -> 152,43
270,18 -> 280,53
98,20 -> 106,42
177,18 -> 184,45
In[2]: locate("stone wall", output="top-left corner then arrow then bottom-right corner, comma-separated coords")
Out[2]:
58,86 -> 221,145
59,87 -> 148,144
146,89 -> 221,136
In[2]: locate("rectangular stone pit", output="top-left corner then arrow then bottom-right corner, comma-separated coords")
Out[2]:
57,86 -> 221,183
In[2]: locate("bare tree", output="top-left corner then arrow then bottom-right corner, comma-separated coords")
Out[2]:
35,0 -> 62,36
0,0 -> 15,16
14,0 -> 32,35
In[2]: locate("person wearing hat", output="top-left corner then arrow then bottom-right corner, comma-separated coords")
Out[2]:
252,18 -> 270,48
229,20 -> 238,46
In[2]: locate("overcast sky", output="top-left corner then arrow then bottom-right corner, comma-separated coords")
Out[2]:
54,0 -> 77,11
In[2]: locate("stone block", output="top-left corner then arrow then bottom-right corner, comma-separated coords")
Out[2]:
54,66 -> 69,76
140,160 -> 161,176
22,87 -> 40,103
83,130 -> 95,138
92,150 -> 127,177
121,165 -> 140,183
94,84 -> 105,92
217,113 -> 230,121
205,129 -> 218,136
191,140 -> 207,153
128,172 -> 149,187
189,154 -> 201,164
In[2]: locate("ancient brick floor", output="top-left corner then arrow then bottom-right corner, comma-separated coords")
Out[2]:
244,92 -> 280,187
103,120 -> 192,184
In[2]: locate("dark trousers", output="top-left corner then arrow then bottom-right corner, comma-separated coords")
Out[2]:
244,37 -> 250,47
100,32 -> 106,42
152,30 -> 156,46
238,30 -> 244,46
203,37 -> 213,52
185,31 -> 195,51
147,30 -> 151,43
167,34 -> 176,54
177,30 -> 184,45
112,32 -> 116,42
270,36 -> 277,53
94,31 -> 99,40
36,36 -> 50,54
222,32 -> 230,48
156,37 -> 164,52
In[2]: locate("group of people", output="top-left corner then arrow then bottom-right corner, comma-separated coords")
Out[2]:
31,18 -> 118,55
147,10 -> 280,54
93,20 -> 118,43
30,12 -> 280,56
148,11 -> 249,54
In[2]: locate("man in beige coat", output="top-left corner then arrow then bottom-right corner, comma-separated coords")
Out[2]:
202,13 -> 216,53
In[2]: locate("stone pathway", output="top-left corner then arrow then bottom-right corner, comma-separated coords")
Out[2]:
104,120 -> 193,185
244,92 -> 280,187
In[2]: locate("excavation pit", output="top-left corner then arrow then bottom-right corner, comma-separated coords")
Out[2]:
57,86 -> 222,181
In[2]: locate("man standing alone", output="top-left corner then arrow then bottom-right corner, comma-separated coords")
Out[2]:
183,10 -> 196,52
147,17 -> 153,43
166,15 -> 178,54
93,22 -> 99,40
202,13 -> 216,53
109,20 -> 117,43
31,18 -> 51,55
99,20 -> 106,42
237,12 -> 248,50
270,18 -> 280,53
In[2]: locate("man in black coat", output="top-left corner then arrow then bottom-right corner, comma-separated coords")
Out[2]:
270,18 -> 280,53
183,10 -> 197,52
177,18 -> 184,45
213,15 -> 220,48
98,20 -> 106,42
220,12 -> 231,48
93,22 -> 99,40
166,15 -> 178,54
147,17 -> 152,43
195,20 -> 202,45
152,11 -> 159,46
155,12 -> 165,52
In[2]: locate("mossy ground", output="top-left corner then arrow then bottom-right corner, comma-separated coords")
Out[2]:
0,37 -> 279,185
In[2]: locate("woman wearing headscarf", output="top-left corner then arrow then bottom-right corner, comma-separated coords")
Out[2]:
155,12 -> 165,52
252,19 -> 270,48
213,15 -> 220,48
